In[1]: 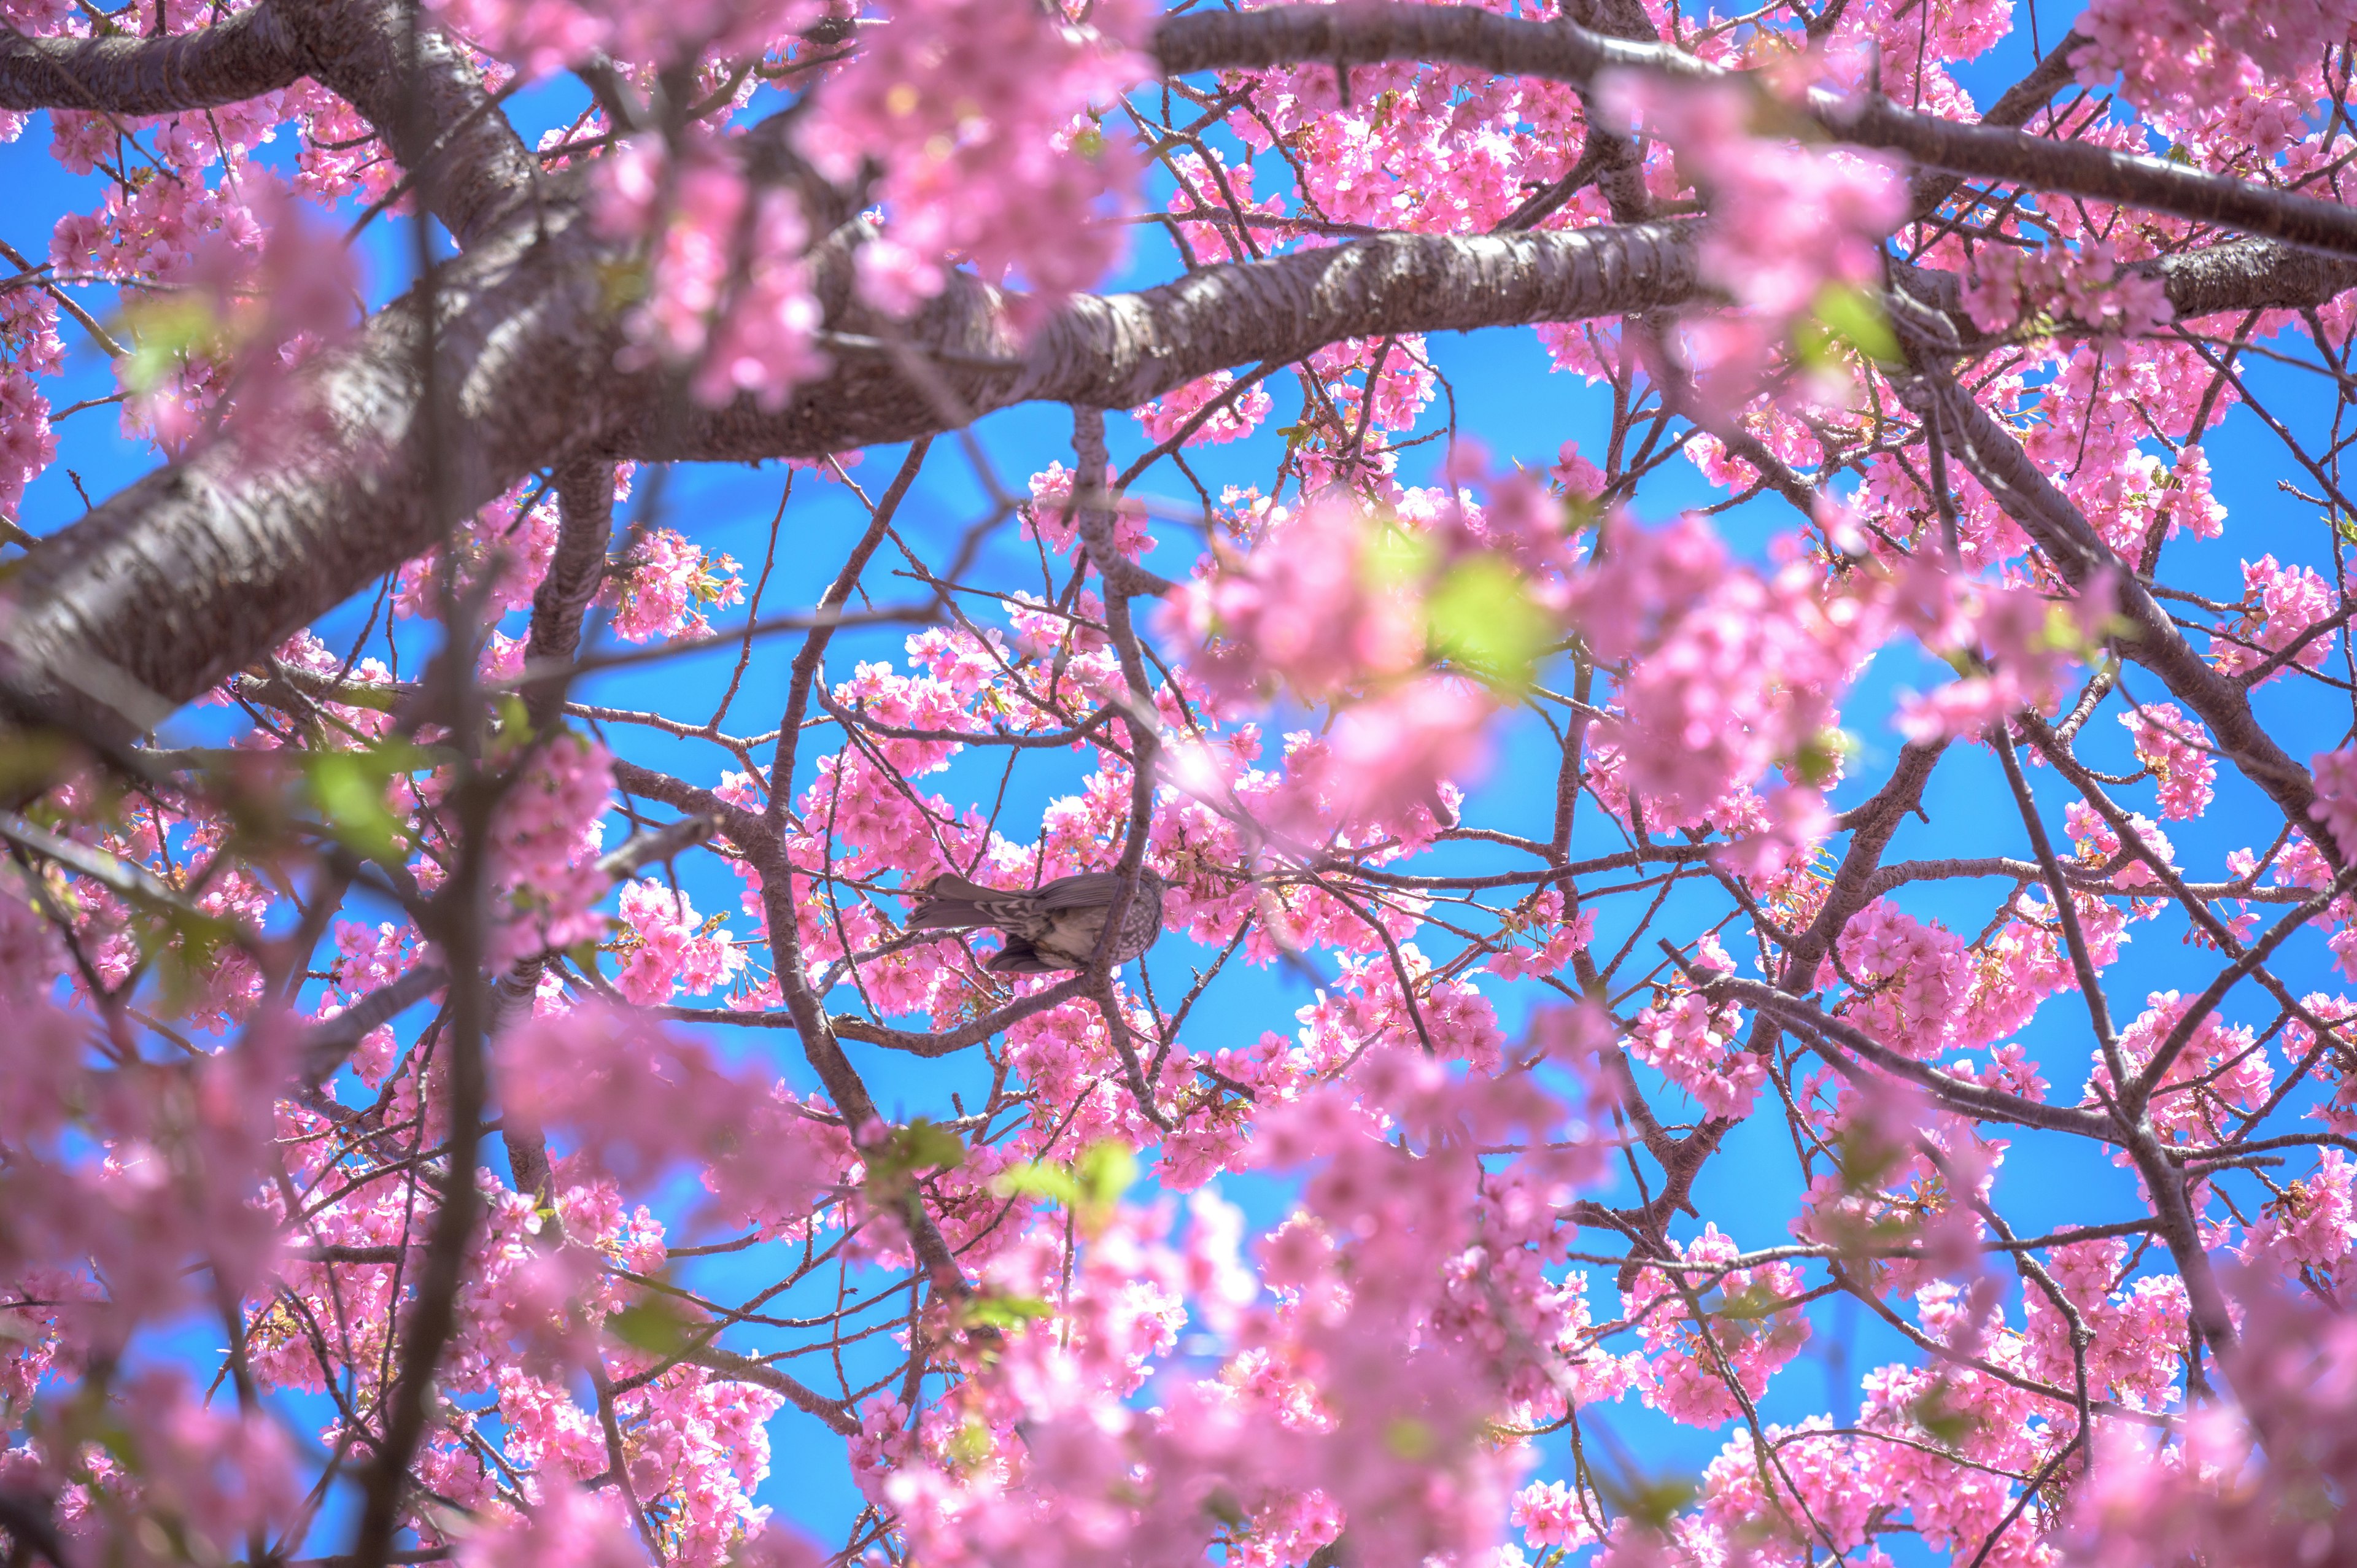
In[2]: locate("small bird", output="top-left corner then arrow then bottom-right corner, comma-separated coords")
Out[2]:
907,867 -> 1167,974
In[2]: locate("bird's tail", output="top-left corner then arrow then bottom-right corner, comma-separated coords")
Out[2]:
906,873 -> 1010,930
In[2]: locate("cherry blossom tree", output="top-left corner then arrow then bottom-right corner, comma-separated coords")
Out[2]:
3,0 -> 2357,1565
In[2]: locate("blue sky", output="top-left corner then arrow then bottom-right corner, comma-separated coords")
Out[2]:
9,3 -> 2357,1559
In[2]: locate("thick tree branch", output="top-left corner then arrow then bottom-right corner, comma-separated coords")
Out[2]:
1158,4 -> 2357,259
2138,239 -> 2357,321
0,199 -> 623,745
0,0 -> 541,747
0,0 -> 536,245
1903,29 -> 2086,220
608,760 -> 771,848
1155,2 -> 1695,88
10,0 -> 2354,760
630,218 -> 1706,460
275,0 -> 538,249
301,964 -> 447,1085
522,458 -> 616,735
0,1 -> 308,115
0,218 -> 1697,742
1896,241 -> 2357,344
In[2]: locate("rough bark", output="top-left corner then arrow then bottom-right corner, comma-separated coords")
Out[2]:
1159,4 -> 2357,258
7,0 -> 2357,763
500,457 -> 617,1203
1,0 -> 536,245
1892,239 -> 2357,343
1903,29 -> 2086,220
1828,91 -> 2357,257
1153,3 -> 1695,88
277,0 -> 540,247
0,218 -> 1701,737
2136,238 -> 2357,321
522,458 -> 617,733
0,197 -> 625,743
0,1 -> 309,115
637,218 -> 1706,461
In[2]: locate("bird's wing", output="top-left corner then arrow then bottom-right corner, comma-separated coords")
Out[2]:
926,873 -> 1004,902
1034,871 -> 1129,910
986,937 -> 1064,975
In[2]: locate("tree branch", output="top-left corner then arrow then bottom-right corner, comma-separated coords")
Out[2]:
500,457 -> 619,1202
0,198 -> 621,745
0,215 -> 1698,744
832,976 -> 1091,1057
631,218 -> 1706,461
1158,4 -> 2357,258
1903,29 -> 2085,220
276,0 -> 538,248
676,1345 -> 859,1437
1923,379 -> 2328,862
0,1 -> 308,115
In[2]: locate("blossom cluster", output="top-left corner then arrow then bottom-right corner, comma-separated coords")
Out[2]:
6,0 -> 2357,1565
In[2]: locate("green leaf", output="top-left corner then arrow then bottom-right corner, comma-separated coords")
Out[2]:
895,1119 -> 967,1172
300,741 -> 430,861
1803,282 -> 1902,368
120,295 -> 225,393
1075,1140 -> 1137,1207
994,1162 -> 1083,1207
1590,1459 -> 1697,1531
1426,553 -> 1553,691
865,1118 -> 968,1206
962,1294 -> 1054,1330
607,1299 -> 695,1356
142,905 -> 244,1017
1713,1281 -> 1784,1323
947,1417 -> 995,1469
85,1414 -> 145,1472
304,752 -> 405,860
296,680 -> 401,715
0,731 -> 69,798
997,1140 -> 1136,1213
2037,600 -> 2127,658
1909,1383 -> 1981,1448
1382,1416 -> 1437,1462
1833,1117 -> 1908,1194
598,257 -> 650,312
992,1141 -> 1137,1241
1619,1475 -> 1698,1530
493,693 -> 533,741
1787,727 -> 1856,789
1363,522 -> 1438,593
